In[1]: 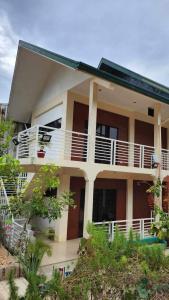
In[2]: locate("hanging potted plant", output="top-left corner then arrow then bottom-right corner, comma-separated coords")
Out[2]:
37,144 -> 46,158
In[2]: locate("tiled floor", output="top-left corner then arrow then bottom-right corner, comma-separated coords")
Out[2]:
40,238 -> 80,278
41,238 -> 80,266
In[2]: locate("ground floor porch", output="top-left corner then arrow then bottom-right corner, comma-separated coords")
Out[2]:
31,168 -> 169,242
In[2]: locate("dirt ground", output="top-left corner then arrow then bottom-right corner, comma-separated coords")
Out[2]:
0,246 -> 15,266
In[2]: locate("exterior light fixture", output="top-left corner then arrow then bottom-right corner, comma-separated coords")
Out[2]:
12,137 -> 20,146
40,133 -> 52,143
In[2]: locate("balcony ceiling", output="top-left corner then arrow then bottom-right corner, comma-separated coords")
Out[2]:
71,79 -> 169,123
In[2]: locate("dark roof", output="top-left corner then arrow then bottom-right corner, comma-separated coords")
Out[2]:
19,40 -> 169,105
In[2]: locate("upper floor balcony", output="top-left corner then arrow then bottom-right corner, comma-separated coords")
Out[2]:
13,125 -> 169,174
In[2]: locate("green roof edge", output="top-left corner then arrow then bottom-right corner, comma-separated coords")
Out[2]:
19,40 -> 169,106
99,57 -> 169,93
19,40 -> 80,69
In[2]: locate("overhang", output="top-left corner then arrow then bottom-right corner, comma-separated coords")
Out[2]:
8,40 -> 169,123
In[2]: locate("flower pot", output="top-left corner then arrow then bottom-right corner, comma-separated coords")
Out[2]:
37,150 -> 45,158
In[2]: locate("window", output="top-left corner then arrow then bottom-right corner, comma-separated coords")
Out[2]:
46,118 -> 62,129
96,123 -> 118,139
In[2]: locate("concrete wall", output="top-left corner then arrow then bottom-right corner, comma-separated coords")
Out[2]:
73,101 -> 129,140
33,103 -> 63,125
133,180 -> 152,219
32,65 -> 89,120
73,101 -> 167,147
67,177 -> 126,240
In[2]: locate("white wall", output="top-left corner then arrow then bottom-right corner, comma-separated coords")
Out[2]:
33,104 -> 63,125
33,64 -> 90,118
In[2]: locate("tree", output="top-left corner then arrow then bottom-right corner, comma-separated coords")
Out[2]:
0,120 -> 14,156
0,120 -> 74,252
8,164 -> 74,227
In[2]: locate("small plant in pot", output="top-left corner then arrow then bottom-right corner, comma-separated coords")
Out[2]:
37,144 -> 46,158
46,227 -> 55,240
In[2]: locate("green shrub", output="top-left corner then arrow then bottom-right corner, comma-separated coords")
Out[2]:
138,244 -> 165,271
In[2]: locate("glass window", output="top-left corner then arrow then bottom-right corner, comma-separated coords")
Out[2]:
46,118 -> 62,129
109,127 -> 118,140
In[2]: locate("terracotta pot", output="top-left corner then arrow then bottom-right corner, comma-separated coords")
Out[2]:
37,150 -> 45,158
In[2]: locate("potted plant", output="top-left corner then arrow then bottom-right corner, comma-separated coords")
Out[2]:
47,227 -> 55,240
37,144 -> 46,158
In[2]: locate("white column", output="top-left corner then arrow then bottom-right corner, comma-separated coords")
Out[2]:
61,92 -> 74,160
83,174 -> 95,238
126,178 -> 133,220
54,174 -> 70,241
154,104 -> 162,209
129,116 -> 135,166
87,81 -> 97,163
167,127 -> 169,149
154,103 -> 161,159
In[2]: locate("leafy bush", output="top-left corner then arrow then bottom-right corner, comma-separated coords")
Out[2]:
138,244 -> 166,271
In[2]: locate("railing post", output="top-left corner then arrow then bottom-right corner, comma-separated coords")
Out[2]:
113,140 -> 116,165
35,125 -> 39,158
110,139 -> 113,165
111,221 -> 115,241
142,219 -> 144,239
139,219 -> 142,238
139,145 -> 141,168
141,145 -> 144,168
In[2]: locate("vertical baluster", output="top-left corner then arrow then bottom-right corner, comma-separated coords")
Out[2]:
111,221 -> 115,241
113,140 -> 116,165
139,145 -> 142,168
139,219 -> 142,238
141,145 -> 144,168
110,139 -> 113,165
35,125 -> 39,158
142,219 -> 144,239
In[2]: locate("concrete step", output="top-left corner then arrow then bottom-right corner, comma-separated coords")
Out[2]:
0,277 -> 28,300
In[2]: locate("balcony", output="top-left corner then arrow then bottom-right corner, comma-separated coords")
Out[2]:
14,125 -> 164,172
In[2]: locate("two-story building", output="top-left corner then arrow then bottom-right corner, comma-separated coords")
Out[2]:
7,40 -> 169,242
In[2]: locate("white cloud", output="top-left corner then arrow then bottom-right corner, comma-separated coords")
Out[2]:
0,10 -> 18,75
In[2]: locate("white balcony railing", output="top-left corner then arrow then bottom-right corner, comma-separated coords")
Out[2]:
161,148 -> 169,171
17,125 -> 88,162
15,125 -> 157,169
95,136 -> 155,168
94,218 -> 154,241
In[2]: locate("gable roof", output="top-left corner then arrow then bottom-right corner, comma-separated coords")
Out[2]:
14,40 -> 169,106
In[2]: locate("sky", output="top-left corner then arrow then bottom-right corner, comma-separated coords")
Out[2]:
1,0 -> 169,103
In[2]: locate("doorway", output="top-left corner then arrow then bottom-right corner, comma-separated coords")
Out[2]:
93,189 -> 116,222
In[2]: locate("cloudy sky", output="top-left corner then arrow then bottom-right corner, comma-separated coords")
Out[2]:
1,0 -> 169,103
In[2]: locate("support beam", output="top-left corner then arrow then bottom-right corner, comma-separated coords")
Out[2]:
83,174 -> 96,238
87,81 -> 97,163
154,104 -> 162,209
61,92 -> 74,160
128,116 -> 135,166
126,178 -> 133,220
55,174 -> 70,241
167,127 -> 169,150
154,103 -> 161,159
